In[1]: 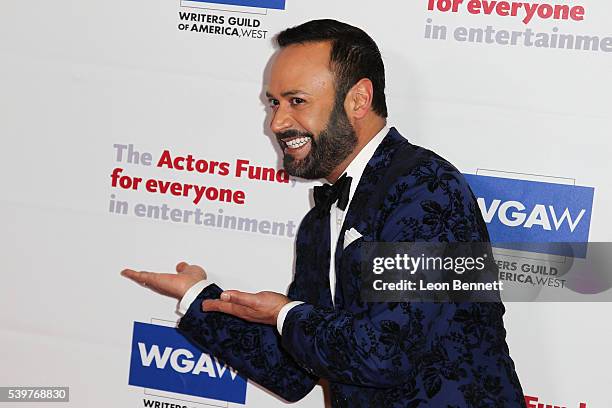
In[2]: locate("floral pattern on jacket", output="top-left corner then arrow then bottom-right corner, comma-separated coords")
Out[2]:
179,128 -> 526,407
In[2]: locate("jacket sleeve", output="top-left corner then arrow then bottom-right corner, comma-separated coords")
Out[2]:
280,164 -> 490,388
177,283 -> 319,402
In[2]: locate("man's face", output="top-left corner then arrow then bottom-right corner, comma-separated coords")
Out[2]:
266,41 -> 357,179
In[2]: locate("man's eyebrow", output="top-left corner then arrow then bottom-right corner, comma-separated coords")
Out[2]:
266,90 -> 310,98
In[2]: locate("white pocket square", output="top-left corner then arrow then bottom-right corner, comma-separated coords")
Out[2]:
343,227 -> 363,250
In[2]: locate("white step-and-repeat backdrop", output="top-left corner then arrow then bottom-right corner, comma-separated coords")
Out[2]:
1,0 -> 610,407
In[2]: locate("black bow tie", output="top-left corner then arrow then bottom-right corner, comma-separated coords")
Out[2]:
313,174 -> 352,214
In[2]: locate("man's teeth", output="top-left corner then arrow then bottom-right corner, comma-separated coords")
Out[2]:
286,137 -> 310,149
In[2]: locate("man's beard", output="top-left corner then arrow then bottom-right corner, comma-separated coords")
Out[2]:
276,100 -> 358,180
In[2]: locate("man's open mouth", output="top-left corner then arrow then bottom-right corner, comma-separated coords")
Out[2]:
282,136 -> 312,150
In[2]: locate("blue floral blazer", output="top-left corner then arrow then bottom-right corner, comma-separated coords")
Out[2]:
178,128 -> 526,407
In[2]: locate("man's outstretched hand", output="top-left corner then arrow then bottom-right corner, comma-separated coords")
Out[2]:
121,262 -> 290,325
203,290 -> 291,326
121,261 -> 206,300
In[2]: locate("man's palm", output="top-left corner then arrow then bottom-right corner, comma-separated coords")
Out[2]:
121,262 -> 206,300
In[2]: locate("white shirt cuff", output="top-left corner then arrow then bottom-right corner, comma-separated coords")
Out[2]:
176,280 -> 212,316
276,301 -> 304,335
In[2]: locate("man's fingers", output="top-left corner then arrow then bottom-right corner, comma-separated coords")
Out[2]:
202,299 -> 256,320
121,269 -> 150,286
121,269 -> 161,289
219,290 -> 260,307
175,262 -> 207,280
202,299 -> 230,312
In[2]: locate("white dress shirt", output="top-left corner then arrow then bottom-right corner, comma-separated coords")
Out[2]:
178,125 -> 390,336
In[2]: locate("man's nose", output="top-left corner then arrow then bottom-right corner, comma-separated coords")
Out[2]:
270,104 -> 293,134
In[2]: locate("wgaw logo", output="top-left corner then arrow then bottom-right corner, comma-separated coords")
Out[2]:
187,0 -> 285,10
128,322 -> 247,404
465,174 -> 594,256
178,0 -> 284,40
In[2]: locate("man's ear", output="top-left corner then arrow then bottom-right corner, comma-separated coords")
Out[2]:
345,78 -> 374,120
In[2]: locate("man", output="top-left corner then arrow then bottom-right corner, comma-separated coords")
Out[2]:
122,19 -> 526,407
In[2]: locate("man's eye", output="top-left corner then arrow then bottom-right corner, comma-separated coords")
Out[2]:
268,99 -> 279,108
290,98 -> 305,105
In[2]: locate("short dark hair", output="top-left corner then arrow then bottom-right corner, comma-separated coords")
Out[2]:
276,19 -> 388,118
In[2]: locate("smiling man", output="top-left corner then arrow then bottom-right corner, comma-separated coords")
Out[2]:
267,39 -> 371,182
122,19 -> 526,407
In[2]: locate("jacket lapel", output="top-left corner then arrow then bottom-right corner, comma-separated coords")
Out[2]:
332,127 -> 409,306
341,127 -> 408,240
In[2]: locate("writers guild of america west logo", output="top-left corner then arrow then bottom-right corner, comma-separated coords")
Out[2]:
177,0 -> 286,40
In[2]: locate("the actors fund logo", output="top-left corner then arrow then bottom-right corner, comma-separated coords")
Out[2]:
465,174 -> 594,257
128,322 -> 247,404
